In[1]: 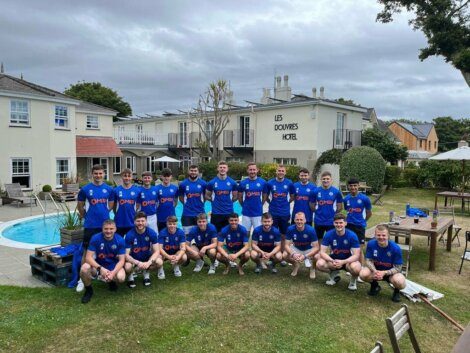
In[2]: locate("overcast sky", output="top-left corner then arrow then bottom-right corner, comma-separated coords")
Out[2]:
1,0 -> 468,121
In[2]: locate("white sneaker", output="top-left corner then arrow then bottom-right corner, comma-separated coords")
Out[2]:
194,259 -> 204,272
157,267 -> 166,280
229,261 -> 237,268
174,265 -> 182,277
76,279 -> 84,292
357,277 -> 364,283
326,271 -> 340,286
348,277 -> 357,291
304,258 -> 312,268
208,264 -> 216,275
254,265 -> 262,274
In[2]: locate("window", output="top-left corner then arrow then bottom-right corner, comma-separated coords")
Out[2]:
335,113 -> 346,146
420,140 -> 423,148
56,159 -> 70,187
54,105 -> 68,128
179,122 -> 188,146
205,120 -> 214,145
273,158 -> 297,165
86,115 -> 99,129
11,158 -> 31,189
136,124 -> 143,133
428,141 -> 431,150
113,157 -> 122,174
226,157 -> 243,163
239,116 -> 250,146
10,100 -> 29,126
126,156 -> 136,172
434,141 -> 437,149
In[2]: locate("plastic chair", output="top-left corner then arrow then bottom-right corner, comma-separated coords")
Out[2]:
458,231 -> 470,274
385,304 -> 421,353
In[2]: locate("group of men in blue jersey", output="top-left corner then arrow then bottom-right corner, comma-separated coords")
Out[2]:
76,162 -> 406,304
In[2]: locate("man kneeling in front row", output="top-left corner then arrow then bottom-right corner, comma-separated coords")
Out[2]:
80,219 -> 126,303
124,212 -> 162,288
359,224 -> 406,302
186,213 -> 218,274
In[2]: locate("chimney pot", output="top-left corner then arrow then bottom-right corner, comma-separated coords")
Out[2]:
312,87 -> 317,98
320,86 -> 325,99
284,75 -> 289,87
458,140 -> 469,148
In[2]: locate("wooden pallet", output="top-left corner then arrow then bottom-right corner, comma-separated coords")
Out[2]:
30,255 -> 72,286
35,245 -> 74,264
51,191 -> 77,202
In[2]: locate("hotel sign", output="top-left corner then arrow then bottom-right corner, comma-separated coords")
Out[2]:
274,114 -> 298,140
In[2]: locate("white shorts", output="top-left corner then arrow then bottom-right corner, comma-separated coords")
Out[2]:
290,245 -> 312,257
241,216 -> 262,232
147,214 -> 158,233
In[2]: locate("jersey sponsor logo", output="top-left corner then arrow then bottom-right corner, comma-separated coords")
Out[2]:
256,183 -> 260,187
332,249 -> 351,255
141,200 -> 156,207
119,191 -> 123,197
246,191 -> 261,197
269,235 -> 274,239
317,200 -> 334,206
358,199 -> 362,204
283,185 -> 288,189
89,190 -> 93,196
197,185 -> 201,189
317,192 -> 321,198
328,192 -> 333,196
186,192 -> 201,199
333,239 -> 337,246
306,188 -> 311,192
111,244 -> 117,250
273,192 -> 287,198
246,184 -> 249,190
98,253 -> 115,259
215,190 -> 230,196
373,260 -> 393,268
373,249 -> 378,257
303,234 -> 308,239
387,251 -> 392,257
348,207 -> 362,213
103,189 -> 108,194
100,243 -> 104,249
132,246 -> 150,253
152,191 -> 156,195
145,236 -> 149,241
343,239 -> 349,245
227,241 -> 242,248
131,191 -> 136,196
214,182 -> 218,188
90,198 -> 108,205
186,186 -> 190,191
226,182 -> 231,186
164,244 -> 179,251
160,197 -> 174,203
119,199 -> 135,205
296,195 -> 309,201
295,241 -> 311,246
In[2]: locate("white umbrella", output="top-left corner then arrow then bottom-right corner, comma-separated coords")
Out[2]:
430,141 -> 470,191
153,156 -> 181,163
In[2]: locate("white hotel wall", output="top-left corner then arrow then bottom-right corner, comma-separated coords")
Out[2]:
75,112 -> 114,137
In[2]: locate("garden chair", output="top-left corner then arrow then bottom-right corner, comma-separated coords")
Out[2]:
372,185 -> 387,205
388,227 -> 412,277
3,183 -> 37,207
437,206 -> 462,247
458,231 -> 470,274
369,341 -> 384,353
385,304 -> 422,353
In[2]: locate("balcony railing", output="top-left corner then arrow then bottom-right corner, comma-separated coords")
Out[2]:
114,129 -> 168,146
332,129 -> 361,150
168,132 -> 200,148
223,129 -> 254,149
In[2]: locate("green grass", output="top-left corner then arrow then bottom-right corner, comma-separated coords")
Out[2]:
0,188 -> 469,353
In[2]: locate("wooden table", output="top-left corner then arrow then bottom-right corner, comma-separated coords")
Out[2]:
390,217 -> 453,271
434,191 -> 470,212
451,324 -> 470,353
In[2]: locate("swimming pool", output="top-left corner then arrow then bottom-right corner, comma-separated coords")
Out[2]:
0,201 -> 242,249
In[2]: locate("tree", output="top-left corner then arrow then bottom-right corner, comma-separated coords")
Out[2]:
362,127 -> 408,164
64,82 -> 132,120
192,79 -> 232,160
389,118 -> 426,125
335,97 -> 358,105
377,0 -> 470,87
433,116 -> 470,151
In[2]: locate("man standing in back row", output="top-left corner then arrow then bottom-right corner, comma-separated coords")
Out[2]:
155,168 -> 179,232
179,165 -> 207,235
291,168 -> 316,226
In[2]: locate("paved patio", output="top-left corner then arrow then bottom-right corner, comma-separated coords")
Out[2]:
0,201 -> 77,287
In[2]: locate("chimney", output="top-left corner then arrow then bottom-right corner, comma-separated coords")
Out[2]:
320,86 -> 325,99
312,87 -> 317,98
261,87 -> 271,105
458,140 -> 468,148
276,76 -> 281,88
0,62 -> 3,74
284,75 -> 289,87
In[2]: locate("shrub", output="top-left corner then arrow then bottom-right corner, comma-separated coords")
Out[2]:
227,162 -> 247,181
42,184 -> 52,192
384,166 -> 402,187
403,167 -> 423,188
313,149 -> 344,177
340,146 -> 386,193
198,161 -> 219,180
177,174 -> 185,182
259,163 -> 278,180
417,160 -> 464,189
285,165 -> 302,182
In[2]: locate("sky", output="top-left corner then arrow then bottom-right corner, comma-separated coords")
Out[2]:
1,0 -> 468,121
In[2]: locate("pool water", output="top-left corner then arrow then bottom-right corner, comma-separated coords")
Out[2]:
2,201 -> 242,246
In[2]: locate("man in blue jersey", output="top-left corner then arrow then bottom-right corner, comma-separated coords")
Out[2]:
343,178 -> 372,263
290,168 -> 316,226
359,224 -> 406,302
137,171 -> 158,232
238,162 -> 267,233
283,212 -> 320,279
185,213 -> 218,274
79,219 -> 126,304
205,161 -> 238,232
76,164 -> 115,292
263,165 -> 293,263
157,215 -> 187,279
124,212 -> 162,288
216,213 -> 251,275
155,168 -> 179,232
113,168 -> 140,237
316,213 -> 361,290
251,212 -> 282,274
310,171 -> 343,239
179,165 -> 207,235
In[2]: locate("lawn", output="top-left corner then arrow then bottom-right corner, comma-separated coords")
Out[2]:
0,188 -> 469,353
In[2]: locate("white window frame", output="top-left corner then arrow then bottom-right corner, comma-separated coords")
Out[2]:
54,105 -> 69,129
335,112 -> 346,147
179,121 -> 188,146
126,156 -> 136,172
273,157 -> 297,166
56,158 -> 70,188
10,100 -> 30,126
86,115 -> 99,129
11,157 -> 32,189
113,157 -> 122,174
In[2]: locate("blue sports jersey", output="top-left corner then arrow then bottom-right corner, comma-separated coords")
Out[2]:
125,227 -> 159,262
238,177 -> 267,217
158,228 -> 186,255
88,232 -> 126,270
206,176 -> 238,215
322,229 -> 360,260
187,223 -> 218,247
343,193 -> 372,228
217,224 -> 249,251
114,185 -> 140,228
156,184 -> 178,223
252,225 -> 281,251
312,186 -> 343,226
77,183 -> 115,229
138,186 -> 158,216
291,181 -> 316,222
266,178 -> 293,217
179,178 -> 207,217
366,239 -> 403,271
285,224 -> 318,251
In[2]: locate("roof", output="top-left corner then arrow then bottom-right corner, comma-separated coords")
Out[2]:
396,122 -> 434,139
407,150 -> 433,159
76,100 -> 118,115
376,119 -> 400,141
76,136 -> 122,157
362,108 -> 374,121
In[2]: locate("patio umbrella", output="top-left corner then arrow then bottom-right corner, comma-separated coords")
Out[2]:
153,156 -> 181,163
430,141 -> 470,191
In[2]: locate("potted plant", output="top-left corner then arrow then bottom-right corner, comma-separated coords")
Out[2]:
58,203 -> 84,246
38,184 -> 52,200
62,176 -> 80,193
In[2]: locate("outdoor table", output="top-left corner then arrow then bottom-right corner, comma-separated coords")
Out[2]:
451,324 -> 470,353
434,191 -> 470,212
390,216 -> 453,271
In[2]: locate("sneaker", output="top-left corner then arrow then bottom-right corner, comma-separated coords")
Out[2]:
143,278 -> 151,287
229,261 -> 237,268
108,281 -> 118,292
254,265 -> 262,274
76,279 -> 85,293
174,265 -> 182,277
157,267 -> 166,280
348,278 -> 357,291
127,280 -> 136,289
208,264 -> 216,275
214,259 -> 220,268
368,281 -> 382,296
81,286 -> 93,304
271,267 -> 278,274
391,289 -> 401,302
304,258 -> 312,268
194,259 -> 204,272
357,277 -> 365,283
325,271 -> 341,286
280,261 -> 288,267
